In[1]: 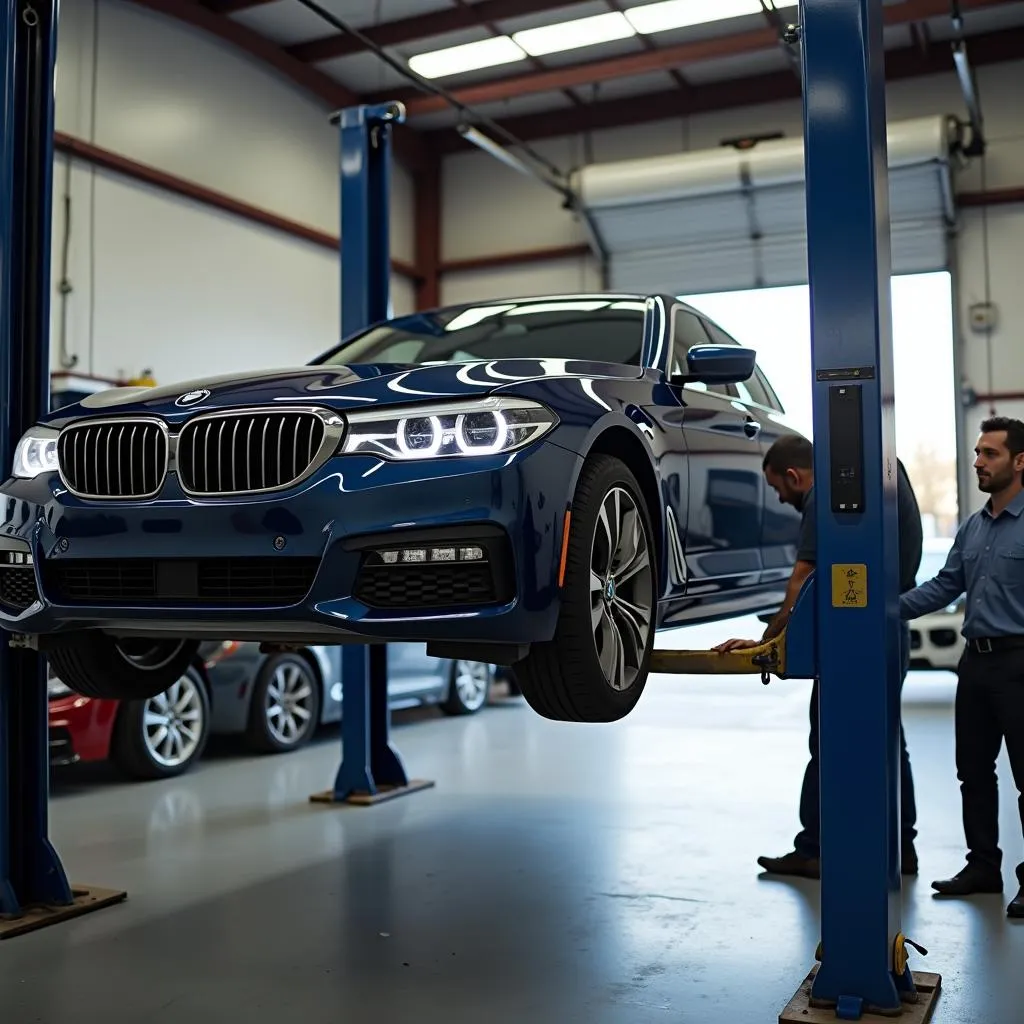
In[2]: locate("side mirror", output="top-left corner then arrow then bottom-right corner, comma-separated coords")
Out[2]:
674,344 -> 757,386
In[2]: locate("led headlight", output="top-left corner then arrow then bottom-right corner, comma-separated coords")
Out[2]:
12,426 -> 59,479
341,397 -> 557,461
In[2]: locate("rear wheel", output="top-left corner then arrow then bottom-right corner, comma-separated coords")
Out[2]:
47,633 -> 201,700
441,659 -> 493,715
244,653 -> 322,754
111,665 -> 211,780
514,454 -> 656,722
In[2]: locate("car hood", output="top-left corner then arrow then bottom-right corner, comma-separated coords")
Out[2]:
48,359 -> 643,422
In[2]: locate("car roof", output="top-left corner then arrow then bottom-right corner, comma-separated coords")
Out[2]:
411,292 -> 699,318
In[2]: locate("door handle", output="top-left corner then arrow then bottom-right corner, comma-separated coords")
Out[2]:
744,418 -> 762,439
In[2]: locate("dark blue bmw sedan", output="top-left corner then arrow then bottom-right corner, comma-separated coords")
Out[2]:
0,294 -> 802,722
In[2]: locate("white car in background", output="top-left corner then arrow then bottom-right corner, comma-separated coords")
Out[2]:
908,537 -> 964,672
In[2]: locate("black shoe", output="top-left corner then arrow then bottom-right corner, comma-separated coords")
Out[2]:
1008,887 -> 1024,918
902,843 -> 919,876
931,865 -> 1003,896
758,851 -> 820,879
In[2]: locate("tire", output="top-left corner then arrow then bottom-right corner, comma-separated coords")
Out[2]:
46,633 -> 201,700
244,652 -> 322,754
110,665 -> 211,780
514,454 -> 657,723
441,659 -> 493,716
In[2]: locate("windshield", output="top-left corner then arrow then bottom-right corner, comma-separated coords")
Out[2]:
314,298 -> 649,367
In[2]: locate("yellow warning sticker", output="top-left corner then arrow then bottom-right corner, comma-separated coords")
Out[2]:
832,564 -> 868,608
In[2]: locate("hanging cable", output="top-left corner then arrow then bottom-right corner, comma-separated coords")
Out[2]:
291,0 -> 569,183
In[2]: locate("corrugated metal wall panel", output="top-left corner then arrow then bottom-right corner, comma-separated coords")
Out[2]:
575,116 -> 958,294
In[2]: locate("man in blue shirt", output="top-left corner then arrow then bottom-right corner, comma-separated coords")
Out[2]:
715,434 -> 923,879
901,416 -> 1024,918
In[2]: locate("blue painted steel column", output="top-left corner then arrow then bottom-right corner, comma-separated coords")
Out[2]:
332,102 -> 408,800
800,0 -> 908,1015
0,0 -> 73,915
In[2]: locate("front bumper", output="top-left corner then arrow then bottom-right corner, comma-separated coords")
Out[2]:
0,442 -> 578,647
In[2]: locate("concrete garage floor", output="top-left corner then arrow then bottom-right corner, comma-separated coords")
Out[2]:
4,616 -> 1024,1023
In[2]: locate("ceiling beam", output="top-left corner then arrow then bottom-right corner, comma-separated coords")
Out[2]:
397,28 -> 779,115
124,0 -> 429,168
285,0 -> 594,65
389,0 -> 1018,117
428,24 -> 1024,152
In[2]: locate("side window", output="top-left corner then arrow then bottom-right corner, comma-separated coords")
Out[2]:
672,308 -> 735,398
702,319 -> 780,410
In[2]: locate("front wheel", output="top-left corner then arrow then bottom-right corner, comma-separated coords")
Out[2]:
513,454 -> 656,722
47,633 -> 201,700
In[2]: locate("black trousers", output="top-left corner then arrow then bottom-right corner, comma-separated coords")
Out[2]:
794,623 -> 917,859
955,646 -> 1024,884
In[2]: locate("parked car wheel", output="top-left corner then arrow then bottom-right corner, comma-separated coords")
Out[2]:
47,633 -> 201,700
110,665 -> 211,780
245,652 -> 322,754
441,659 -> 493,716
514,454 -> 656,723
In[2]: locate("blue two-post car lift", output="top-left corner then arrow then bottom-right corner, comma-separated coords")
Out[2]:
0,0 -> 943,1017
309,100 -> 435,808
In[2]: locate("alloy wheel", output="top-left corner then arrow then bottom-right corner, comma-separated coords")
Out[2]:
142,672 -> 206,768
264,660 -> 315,746
453,660 -> 490,712
589,486 -> 654,691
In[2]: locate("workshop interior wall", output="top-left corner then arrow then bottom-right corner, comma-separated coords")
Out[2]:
440,60 -> 1024,485
50,0 -> 416,385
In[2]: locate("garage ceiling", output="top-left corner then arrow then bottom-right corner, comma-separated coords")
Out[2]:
137,0 -> 1024,162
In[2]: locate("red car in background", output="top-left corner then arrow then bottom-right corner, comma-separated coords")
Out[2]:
48,642 -> 500,780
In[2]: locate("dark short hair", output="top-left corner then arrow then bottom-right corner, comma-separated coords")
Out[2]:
763,434 -> 813,474
980,416 -> 1024,459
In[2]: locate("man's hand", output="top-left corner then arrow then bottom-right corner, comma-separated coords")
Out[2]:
713,638 -> 762,653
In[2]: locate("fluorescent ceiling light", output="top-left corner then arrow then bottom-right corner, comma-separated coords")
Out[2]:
625,0 -> 765,34
513,12 -> 636,57
408,36 -> 526,79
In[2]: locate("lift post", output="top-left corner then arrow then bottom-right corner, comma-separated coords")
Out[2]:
0,0 -> 124,937
310,102 -> 434,807
786,0 -> 937,1018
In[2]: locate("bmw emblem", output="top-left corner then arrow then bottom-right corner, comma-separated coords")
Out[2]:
175,388 -> 210,408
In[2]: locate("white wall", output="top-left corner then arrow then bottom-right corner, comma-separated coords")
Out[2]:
51,0 -> 416,385
440,60 -> 1024,518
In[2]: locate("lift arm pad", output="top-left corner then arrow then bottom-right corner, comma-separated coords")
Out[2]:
649,636 -> 784,677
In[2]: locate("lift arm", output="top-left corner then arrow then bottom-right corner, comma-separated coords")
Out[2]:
648,575 -> 817,683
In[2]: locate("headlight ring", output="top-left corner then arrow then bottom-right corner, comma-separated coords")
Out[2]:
340,397 -> 557,461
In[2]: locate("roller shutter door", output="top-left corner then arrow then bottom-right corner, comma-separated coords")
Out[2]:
571,116 -> 960,295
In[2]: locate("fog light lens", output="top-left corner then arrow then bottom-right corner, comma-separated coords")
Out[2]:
374,544 -> 488,565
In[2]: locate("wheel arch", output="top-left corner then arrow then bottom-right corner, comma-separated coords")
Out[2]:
579,425 -> 665,594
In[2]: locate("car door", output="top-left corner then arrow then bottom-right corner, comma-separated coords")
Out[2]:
701,319 -> 803,585
670,307 -> 765,603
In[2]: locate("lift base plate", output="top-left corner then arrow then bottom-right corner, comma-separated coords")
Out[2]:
781,967 -> 941,1022
310,779 -> 435,807
0,885 -> 126,940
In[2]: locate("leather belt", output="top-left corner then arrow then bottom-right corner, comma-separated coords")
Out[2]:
966,636 -> 1024,654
